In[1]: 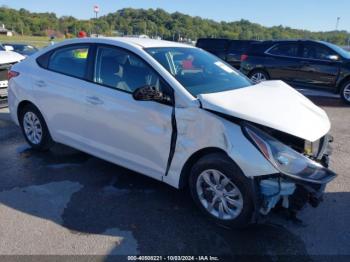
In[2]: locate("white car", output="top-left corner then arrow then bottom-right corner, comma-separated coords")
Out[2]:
8,38 -> 336,227
0,43 -> 25,100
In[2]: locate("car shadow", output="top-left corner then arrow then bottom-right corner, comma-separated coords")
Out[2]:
0,141 -> 345,260
307,96 -> 349,108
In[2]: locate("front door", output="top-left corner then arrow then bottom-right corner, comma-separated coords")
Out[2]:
82,45 -> 174,180
297,42 -> 340,88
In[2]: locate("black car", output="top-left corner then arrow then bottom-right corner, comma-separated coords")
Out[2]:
3,43 -> 38,56
240,40 -> 350,104
196,38 -> 258,68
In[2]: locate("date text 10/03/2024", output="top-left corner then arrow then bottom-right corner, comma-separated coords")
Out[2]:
127,256 -> 220,261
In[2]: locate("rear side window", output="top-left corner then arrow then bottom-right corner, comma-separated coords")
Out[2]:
48,45 -> 89,79
302,44 -> 336,60
268,43 -> 299,57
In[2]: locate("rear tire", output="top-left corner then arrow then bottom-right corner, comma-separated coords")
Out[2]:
340,80 -> 350,105
19,104 -> 54,151
249,69 -> 269,84
189,153 -> 254,228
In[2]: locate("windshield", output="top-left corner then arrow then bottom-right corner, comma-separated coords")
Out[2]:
145,47 -> 251,97
324,42 -> 350,59
0,43 -> 4,51
10,44 -> 38,55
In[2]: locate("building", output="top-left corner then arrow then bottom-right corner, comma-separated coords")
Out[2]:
0,24 -> 13,37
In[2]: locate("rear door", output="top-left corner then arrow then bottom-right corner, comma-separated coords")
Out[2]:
33,44 -> 92,147
298,42 -> 340,88
80,44 -> 174,180
264,42 -> 302,83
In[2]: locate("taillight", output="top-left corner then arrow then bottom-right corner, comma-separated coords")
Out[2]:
240,54 -> 248,62
8,70 -> 19,81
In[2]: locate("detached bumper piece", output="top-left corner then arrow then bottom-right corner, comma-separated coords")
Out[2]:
259,178 -> 296,215
258,167 -> 336,216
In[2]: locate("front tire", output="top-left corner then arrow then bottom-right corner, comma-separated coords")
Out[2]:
189,153 -> 254,228
19,104 -> 54,151
340,80 -> 350,105
249,69 -> 269,84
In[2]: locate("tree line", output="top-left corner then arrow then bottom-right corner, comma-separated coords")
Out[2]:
1,6 -> 350,45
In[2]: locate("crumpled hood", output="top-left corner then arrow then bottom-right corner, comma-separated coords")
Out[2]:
0,50 -> 25,64
198,80 -> 330,142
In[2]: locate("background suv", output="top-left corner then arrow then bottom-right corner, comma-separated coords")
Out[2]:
196,38 -> 258,69
240,40 -> 350,104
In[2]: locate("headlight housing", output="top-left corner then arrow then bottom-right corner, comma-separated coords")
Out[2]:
243,124 -> 336,184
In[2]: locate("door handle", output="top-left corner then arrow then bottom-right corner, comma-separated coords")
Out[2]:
35,80 -> 46,88
86,96 -> 104,105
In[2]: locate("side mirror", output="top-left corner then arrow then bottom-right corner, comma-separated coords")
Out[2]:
132,85 -> 171,104
4,45 -> 14,51
327,55 -> 340,61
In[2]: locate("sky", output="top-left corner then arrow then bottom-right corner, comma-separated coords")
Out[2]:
1,0 -> 349,32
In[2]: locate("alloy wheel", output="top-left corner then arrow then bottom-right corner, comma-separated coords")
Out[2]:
250,72 -> 267,84
343,83 -> 350,102
23,111 -> 43,145
196,169 -> 243,220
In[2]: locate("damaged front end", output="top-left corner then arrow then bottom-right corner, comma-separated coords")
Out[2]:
257,175 -> 331,217
243,123 -> 337,217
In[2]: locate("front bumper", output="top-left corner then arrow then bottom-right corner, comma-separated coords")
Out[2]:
257,142 -> 337,216
0,62 -> 13,98
257,171 -> 336,217
0,85 -> 8,98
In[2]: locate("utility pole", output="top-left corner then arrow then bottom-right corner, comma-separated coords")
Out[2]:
94,5 -> 99,20
336,17 -> 340,31
93,5 -> 100,36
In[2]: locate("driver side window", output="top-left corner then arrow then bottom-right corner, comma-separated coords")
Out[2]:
94,46 -> 166,94
302,44 -> 336,60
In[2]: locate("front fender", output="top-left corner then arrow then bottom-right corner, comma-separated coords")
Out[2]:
163,107 -> 277,188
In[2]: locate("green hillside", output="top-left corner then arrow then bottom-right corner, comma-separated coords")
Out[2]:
0,6 -> 349,45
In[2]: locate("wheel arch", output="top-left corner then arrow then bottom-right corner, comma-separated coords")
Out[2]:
17,100 -> 36,123
17,100 -> 51,135
178,147 -> 229,189
337,74 -> 350,93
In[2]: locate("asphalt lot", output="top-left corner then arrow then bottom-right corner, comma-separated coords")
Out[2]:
0,93 -> 349,261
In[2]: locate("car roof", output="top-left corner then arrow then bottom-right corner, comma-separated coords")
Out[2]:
99,37 -> 193,48
45,37 -> 194,50
258,39 -> 329,45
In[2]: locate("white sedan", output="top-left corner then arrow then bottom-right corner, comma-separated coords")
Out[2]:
0,43 -> 25,99
8,37 -> 336,227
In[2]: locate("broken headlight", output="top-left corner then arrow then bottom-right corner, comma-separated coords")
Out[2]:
244,124 -> 336,184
